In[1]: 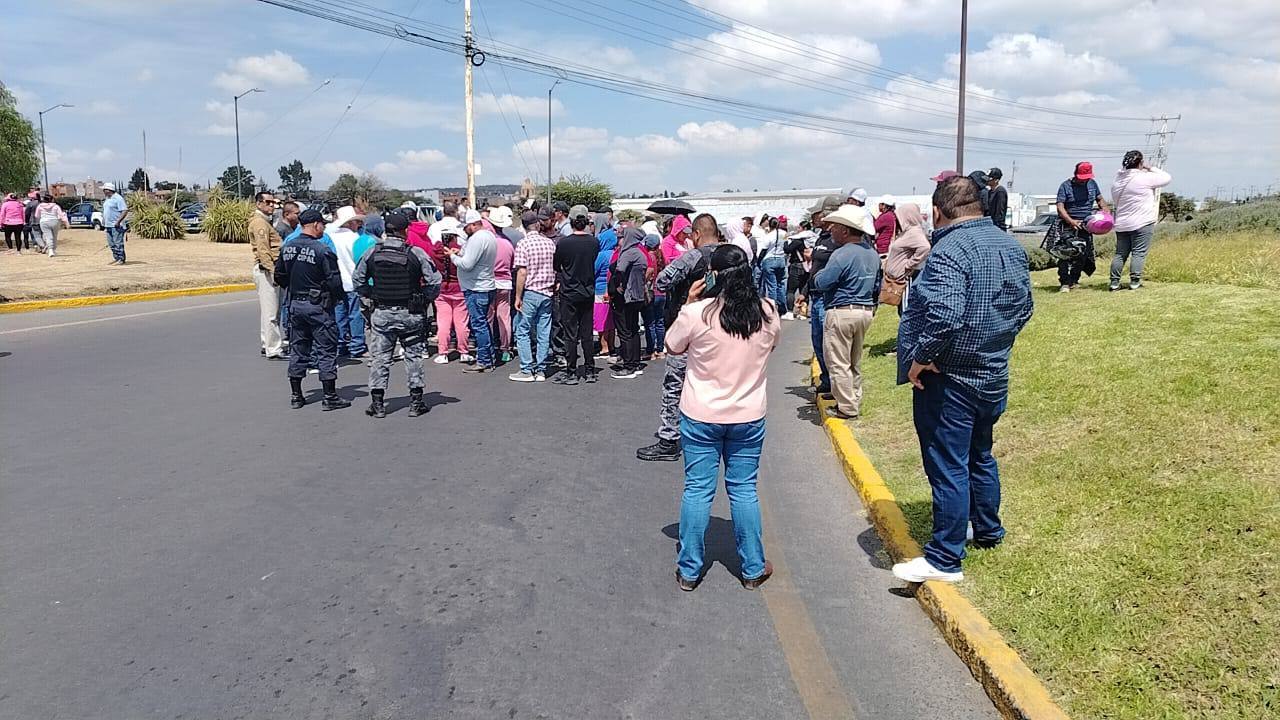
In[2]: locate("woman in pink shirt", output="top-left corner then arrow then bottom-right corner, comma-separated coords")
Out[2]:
666,244 -> 780,592
2,193 -> 27,252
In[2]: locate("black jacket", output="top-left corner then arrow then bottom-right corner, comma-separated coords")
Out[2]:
988,185 -> 1008,230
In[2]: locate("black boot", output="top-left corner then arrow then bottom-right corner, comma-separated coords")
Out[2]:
636,438 -> 681,462
365,389 -> 386,418
321,379 -> 350,410
408,388 -> 429,417
289,377 -> 305,409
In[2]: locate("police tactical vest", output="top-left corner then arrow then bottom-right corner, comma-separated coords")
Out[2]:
370,243 -> 421,306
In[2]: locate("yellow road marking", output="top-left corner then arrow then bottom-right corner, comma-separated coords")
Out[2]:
0,299 -> 255,335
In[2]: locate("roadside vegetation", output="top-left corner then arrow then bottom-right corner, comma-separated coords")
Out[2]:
202,188 -> 253,243
844,203 -> 1279,718
125,193 -> 186,240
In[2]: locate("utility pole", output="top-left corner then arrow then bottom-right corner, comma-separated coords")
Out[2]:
37,103 -> 73,191
548,78 -> 562,206
464,0 -> 476,210
142,130 -> 149,190
954,0 -> 968,173
1148,114 -> 1179,169
1009,159 -> 1018,191
234,87 -> 263,198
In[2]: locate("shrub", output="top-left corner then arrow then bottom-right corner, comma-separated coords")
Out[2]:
1160,200 -> 1280,238
617,209 -> 645,224
203,188 -> 253,243
125,192 -> 185,239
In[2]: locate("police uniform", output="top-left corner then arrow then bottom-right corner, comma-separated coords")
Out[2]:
352,210 -> 442,418
274,209 -> 350,410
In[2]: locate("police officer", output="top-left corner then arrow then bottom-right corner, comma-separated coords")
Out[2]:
352,209 -> 442,418
274,208 -> 350,410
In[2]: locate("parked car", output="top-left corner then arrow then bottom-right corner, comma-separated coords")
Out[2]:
179,202 -> 207,232
66,201 -> 103,229
1010,213 -> 1057,241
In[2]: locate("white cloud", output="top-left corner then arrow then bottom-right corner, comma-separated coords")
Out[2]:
475,93 -> 564,120
671,24 -> 881,92
135,68 -> 154,82
315,161 -> 364,186
947,34 -> 1129,93
88,100 -> 121,115
95,148 -> 117,161
1209,57 -> 1280,97
203,99 -> 265,136
368,149 -> 456,186
213,51 -> 310,93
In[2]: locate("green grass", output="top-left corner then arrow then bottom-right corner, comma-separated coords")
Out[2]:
848,271 -> 1280,719
1144,230 -> 1280,290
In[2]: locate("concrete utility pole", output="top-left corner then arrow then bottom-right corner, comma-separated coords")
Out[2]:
234,88 -> 263,198
464,0 -> 476,209
954,0 -> 968,173
548,78 -> 562,206
1009,159 -> 1018,191
142,130 -> 149,190
38,103 -> 73,191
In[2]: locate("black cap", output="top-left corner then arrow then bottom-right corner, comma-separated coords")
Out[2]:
521,210 -> 539,227
298,208 -> 324,225
552,200 -> 570,214
988,167 -> 1003,180
536,206 -> 554,221
384,209 -> 411,233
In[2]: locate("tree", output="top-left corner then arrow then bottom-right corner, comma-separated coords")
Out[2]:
277,159 -> 312,198
538,174 -> 613,210
327,173 -> 360,205
218,165 -> 256,199
327,172 -> 388,211
0,83 -> 39,193
128,167 -> 151,192
153,180 -> 186,191
1158,192 -> 1196,221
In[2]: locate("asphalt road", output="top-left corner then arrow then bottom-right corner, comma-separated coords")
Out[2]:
0,293 -> 996,720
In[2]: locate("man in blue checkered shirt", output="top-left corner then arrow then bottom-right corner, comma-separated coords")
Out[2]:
892,176 -> 1034,584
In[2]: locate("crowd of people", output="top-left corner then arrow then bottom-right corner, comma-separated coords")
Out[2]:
246,150 -> 1165,589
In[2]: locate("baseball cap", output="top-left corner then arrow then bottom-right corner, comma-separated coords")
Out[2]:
1074,161 -> 1094,180
384,210 -> 410,233
930,170 -> 959,182
848,187 -> 868,203
521,210 -> 539,227
568,204 -> 590,220
807,194 -> 843,215
535,206 -> 555,221
552,200 -> 570,214
298,208 -> 325,225
776,214 -> 788,225
988,167 -> 1003,180
102,182 -> 117,192
461,209 -> 483,225
878,194 -> 897,207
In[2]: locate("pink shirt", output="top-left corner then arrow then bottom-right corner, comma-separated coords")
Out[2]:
666,298 -> 780,424
493,235 -> 514,289
1,199 -> 25,226
1111,168 -> 1172,232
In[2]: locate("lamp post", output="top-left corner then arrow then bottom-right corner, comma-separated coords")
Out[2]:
38,104 -> 73,191
547,79 -> 561,206
233,88 -> 263,198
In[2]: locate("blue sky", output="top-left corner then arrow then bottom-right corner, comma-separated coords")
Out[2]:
4,0 -> 1278,199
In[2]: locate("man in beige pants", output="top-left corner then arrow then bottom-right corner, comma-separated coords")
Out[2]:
249,191 -> 285,359
811,205 -> 881,419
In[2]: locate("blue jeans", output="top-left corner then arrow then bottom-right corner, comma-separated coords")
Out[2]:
913,375 -> 1007,573
515,289 -> 553,373
644,295 -> 667,355
809,293 -> 828,387
333,291 -> 367,356
463,289 -> 496,367
677,415 -> 768,582
761,256 -> 788,313
105,226 -> 126,262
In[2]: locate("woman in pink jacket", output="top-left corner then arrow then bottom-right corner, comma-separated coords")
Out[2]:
2,193 -> 27,252
34,193 -> 70,256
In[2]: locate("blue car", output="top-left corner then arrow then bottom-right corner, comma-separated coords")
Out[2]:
179,202 -> 207,232
67,201 -> 103,229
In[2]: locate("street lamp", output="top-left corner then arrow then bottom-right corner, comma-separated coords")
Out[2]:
38,104 -> 74,191
234,88 -> 263,198
547,79 -> 562,206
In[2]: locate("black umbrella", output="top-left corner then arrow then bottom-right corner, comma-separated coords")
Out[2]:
647,199 -> 695,215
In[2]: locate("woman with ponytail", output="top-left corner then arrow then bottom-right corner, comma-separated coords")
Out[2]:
665,243 -> 781,592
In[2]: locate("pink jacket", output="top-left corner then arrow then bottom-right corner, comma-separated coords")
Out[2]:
1,199 -> 25,226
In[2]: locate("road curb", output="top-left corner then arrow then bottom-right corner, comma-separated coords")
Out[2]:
809,360 -> 1070,720
0,284 -> 256,314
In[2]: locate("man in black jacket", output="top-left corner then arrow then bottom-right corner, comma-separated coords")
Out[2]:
275,209 -> 349,410
987,167 -> 1008,231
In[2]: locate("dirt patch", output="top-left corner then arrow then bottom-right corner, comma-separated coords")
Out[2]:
0,229 -> 254,302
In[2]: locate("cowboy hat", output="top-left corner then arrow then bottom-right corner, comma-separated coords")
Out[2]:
823,205 -> 875,236
331,205 -> 365,227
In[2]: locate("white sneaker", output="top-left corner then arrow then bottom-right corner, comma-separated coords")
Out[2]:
891,557 -> 963,583
1059,285 -> 1070,293
534,372 -> 547,382
781,312 -> 795,320
458,353 -> 475,363
433,354 -> 449,364
508,371 -> 536,382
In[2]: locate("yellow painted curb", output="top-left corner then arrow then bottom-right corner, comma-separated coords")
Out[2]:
0,284 -> 256,314
811,359 -> 1069,720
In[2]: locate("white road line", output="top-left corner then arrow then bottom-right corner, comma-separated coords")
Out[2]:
0,299 -> 256,335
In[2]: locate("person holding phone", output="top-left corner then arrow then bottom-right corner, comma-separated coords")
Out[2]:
666,243 -> 781,591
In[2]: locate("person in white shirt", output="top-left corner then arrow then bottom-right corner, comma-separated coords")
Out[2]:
327,206 -> 368,356
1110,150 -> 1172,291
450,209 -> 499,371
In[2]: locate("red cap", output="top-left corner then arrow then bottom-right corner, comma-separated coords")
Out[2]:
931,169 -> 960,182
1074,162 -> 1094,180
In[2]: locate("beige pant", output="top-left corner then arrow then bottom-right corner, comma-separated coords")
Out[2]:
823,305 -> 874,417
253,265 -> 284,357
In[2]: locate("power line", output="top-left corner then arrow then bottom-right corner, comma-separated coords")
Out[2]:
478,63 -> 537,182
476,0 -> 539,183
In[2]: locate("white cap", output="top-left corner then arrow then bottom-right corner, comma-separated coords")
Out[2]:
462,209 -> 483,225
878,194 -> 897,207
849,187 -> 868,203
102,182 -> 117,192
